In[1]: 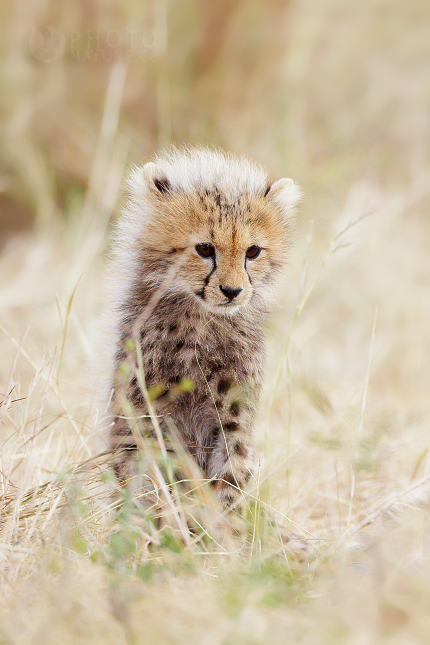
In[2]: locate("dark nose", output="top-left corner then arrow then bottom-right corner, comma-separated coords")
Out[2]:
219,285 -> 243,300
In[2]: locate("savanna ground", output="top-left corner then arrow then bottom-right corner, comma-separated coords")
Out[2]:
1,1 -> 430,643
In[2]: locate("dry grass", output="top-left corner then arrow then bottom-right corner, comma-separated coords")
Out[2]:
1,1 -> 430,643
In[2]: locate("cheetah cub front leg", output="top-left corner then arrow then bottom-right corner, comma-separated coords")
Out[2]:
206,380 -> 258,510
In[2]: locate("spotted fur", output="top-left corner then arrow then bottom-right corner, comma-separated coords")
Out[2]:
101,146 -> 301,509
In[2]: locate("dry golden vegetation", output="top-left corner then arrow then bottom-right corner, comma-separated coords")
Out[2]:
1,1 -> 430,643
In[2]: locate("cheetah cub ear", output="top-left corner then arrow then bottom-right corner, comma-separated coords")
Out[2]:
143,162 -> 172,195
127,162 -> 172,200
265,178 -> 302,220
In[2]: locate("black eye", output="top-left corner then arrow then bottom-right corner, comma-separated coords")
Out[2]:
195,243 -> 215,258
245,246 -> 261,260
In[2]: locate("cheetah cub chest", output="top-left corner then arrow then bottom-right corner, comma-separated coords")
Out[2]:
105,147 -> 301,508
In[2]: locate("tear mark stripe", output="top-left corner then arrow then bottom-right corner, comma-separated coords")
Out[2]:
198,256 -> 217,300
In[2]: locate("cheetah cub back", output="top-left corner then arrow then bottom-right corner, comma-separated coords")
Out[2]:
102,147 -> 301,509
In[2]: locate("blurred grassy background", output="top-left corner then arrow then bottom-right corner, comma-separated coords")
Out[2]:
1,0 -> 429,236
1,1 -> 430,643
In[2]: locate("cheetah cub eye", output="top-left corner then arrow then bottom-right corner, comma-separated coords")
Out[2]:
195,243 -> 215,258
245,246 -> 261,260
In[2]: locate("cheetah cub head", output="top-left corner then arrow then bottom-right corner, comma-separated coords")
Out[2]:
128,148 -> 301,315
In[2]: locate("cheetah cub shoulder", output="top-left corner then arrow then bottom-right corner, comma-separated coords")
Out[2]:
102,146 -> 301,508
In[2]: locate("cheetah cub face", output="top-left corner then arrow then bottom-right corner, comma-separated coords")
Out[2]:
130,157 -> 301,315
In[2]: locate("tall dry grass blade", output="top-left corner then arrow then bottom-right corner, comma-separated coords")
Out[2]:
356,305 -> 379,448
82,60 -> 128,230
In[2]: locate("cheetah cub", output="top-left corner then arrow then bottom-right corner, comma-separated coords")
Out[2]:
103,147 -> 301,509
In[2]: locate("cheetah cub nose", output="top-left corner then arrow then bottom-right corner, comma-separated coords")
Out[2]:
219,285 -> 243,300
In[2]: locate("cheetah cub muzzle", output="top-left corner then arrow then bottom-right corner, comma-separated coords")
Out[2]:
102,147 -> 301,510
